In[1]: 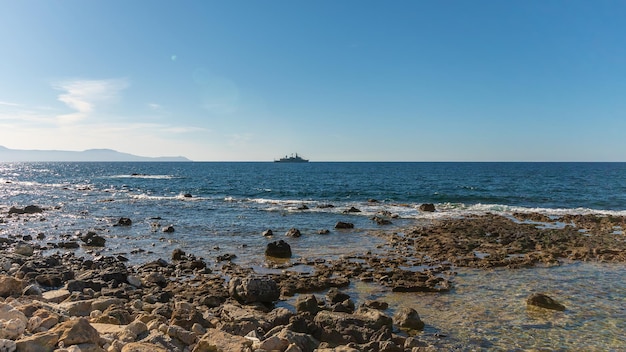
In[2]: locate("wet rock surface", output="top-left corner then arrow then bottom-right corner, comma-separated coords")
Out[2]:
0,210 -> 624,351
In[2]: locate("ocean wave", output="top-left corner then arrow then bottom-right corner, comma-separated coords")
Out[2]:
104,174 -> 179,180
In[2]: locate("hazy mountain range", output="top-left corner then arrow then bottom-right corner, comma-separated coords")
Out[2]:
0,146 -> 191,162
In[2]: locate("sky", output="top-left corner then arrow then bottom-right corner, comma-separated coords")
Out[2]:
1,0 -> 625,161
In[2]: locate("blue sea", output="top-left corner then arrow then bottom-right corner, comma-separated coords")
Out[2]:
2,161 -> 626,350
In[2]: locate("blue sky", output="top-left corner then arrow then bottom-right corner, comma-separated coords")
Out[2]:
1,0 -> 625,161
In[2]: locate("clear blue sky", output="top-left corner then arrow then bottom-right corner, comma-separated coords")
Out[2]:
1,0 -> 625,161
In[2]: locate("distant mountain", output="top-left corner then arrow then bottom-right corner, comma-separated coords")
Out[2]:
0,146 -> 191,162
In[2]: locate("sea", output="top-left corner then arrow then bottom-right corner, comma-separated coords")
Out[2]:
1,161 -> 626,350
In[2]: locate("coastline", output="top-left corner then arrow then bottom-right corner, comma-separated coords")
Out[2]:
1,205 -> 625,351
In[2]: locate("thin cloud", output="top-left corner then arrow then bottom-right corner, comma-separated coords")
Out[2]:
0,101 -> 21,107
53,78 -> 129,123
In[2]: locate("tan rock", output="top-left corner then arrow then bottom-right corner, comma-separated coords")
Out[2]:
41,289 -> 71,304
0,276 -> 23,297
57,300 -> 94,317
120,342 -> 168,352
52,318 -> 100,346
193,328 -> 253,352
15,331 -> 59,352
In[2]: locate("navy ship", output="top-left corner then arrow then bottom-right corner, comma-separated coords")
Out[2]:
274,153 -> 309,163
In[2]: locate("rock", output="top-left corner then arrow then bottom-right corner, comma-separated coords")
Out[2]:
318,229 -> 330,235
162,225 -> 175,233
58,300 -> 94,317
393,307 -> 425,330
527,293 -> 566,311
171,248 -> 185,261
314,308 -> 392,345
127,275 -> 142,288
14,243 -> 35,256
121,342 -> 168,352
117,217 -> 132,226
15,331 -> 58,352
193,328 -> 253,352
80,231 -> 106,247
22,284 -> 42,296
276,328 -> 319,352
265,240 -> 292,258
0,339 -> 16,352
335,222 -> 354,229
52,317 -> 100,346
228,276 -> 280,303
286,228 -> 302,238
256,335 -> 290,351
262,229 -> 274,237
364,300 -> 389,310
295,294 -> 320,314
344,207 -> 361,213
58,241 -> 80,249
42,289 -> 71,303
327,288 -> 350,304
9,205 -> 43,215
0,304 -> 28,340
170,305 -> 211,331
183,193 -> 193,198
0,276 -> 23,297
419,203 -> 436,212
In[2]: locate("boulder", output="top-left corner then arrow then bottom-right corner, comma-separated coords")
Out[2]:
0,303 -> 28,340
262,229 -> 274,237
9,205 -> 43,214
162,225 -> 175,233
314,308 -> 392,345
295,294 -> 320,314
14,243 -> 35,256
335,222 -> 354,229
15,331 -> 59,352
193,328 -> 253,352
265,240 -> 292,258
344,207 -> 361,213
286,228 -> 302,237
117,217 -> 132,226
0,339 -> 16,352
527,293 -> 566,311
0,276 -> 23,297
80,231 -> 106,247
171,248 -> 185,261
51,317 -> 100,346
229,276 -> 280,304
419,203 -> 436,212
170,306 -> 211,331
393,307 -> 425,330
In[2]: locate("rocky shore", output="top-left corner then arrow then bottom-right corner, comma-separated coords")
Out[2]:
0,205 -> 625,351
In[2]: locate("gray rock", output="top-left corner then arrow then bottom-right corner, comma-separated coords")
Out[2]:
229,276 -> 280,303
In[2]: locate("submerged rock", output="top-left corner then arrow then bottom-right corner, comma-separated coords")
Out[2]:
335,222 -> 354,229
527,293 -> 566,311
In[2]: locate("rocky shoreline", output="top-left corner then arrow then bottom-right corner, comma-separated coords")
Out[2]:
1,206 -> 625,351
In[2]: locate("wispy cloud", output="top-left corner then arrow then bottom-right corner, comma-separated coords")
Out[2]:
0,101 -> 21,107
53,78 -> 129,123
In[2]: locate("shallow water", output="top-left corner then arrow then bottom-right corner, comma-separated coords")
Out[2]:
337,262 -> 626,351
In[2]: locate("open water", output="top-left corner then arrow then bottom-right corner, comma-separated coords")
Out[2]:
1,161 -> 626,350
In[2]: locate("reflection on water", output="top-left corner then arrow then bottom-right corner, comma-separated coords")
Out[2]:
344,262 -> 626,351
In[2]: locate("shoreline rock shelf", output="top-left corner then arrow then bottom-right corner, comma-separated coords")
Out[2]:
1,207 -> 626,350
